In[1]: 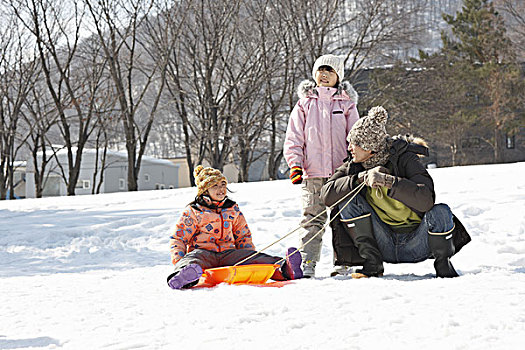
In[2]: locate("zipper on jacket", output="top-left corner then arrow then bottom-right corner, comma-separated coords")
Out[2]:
329,101 -> 334,176
217,208 -> 224,252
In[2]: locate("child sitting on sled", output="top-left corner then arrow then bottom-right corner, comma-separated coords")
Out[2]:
167,165 -> 303,289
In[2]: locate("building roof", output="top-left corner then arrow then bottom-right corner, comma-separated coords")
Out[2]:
37,147 -> 176,167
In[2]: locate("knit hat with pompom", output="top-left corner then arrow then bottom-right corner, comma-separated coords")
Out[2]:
194,165 -> 227,196
349,106 -> 389,152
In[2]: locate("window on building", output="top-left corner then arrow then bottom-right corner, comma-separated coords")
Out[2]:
144,174 -> 150,182
76,179 -> 91,189
506,134 -> 515,149
119,178 -> 126,190
461,137 -> 481,149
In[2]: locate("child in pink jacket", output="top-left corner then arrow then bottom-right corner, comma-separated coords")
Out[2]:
284,54 -> 359,277
167,165 -> 303,289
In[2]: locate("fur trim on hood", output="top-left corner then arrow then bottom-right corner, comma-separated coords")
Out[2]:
395,134 -> 429,148
391,134 -> 429,158
297,80 -> 358,104
411,136 -> 428,149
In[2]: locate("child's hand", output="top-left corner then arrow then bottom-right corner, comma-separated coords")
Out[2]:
290,166 -> 303,185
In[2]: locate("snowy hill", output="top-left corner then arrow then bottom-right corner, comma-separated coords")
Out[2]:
1,162 -> 524,349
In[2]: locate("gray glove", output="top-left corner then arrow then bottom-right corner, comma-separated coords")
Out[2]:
361,166 -> 395,189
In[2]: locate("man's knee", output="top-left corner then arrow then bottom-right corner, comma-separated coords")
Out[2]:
429,203 -> 452,216
339,195 -> 368,219
426,203 -> 454,233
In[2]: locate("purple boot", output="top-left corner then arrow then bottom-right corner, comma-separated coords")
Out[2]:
283,247 -> 303,280
168,264 -> 203,290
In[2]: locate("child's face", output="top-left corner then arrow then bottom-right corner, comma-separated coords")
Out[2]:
207,181 -> 227,201
315,66 -> 338,87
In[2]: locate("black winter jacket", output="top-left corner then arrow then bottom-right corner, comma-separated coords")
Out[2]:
320,136 -> 471,266
321,136 -> 434,217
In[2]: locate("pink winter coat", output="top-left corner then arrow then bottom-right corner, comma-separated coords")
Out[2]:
284,80 -> 359,179
169,198 -> 254,265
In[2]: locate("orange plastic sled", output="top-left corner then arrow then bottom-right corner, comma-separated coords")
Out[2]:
194,264 -> 292,288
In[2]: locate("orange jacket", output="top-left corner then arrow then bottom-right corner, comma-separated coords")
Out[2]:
170,198 -> 255,265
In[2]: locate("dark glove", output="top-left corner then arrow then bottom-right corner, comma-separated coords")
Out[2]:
290,166 -> 303,185
363,166 -> 395,189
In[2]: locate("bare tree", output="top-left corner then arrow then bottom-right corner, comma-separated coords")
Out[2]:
85,0 -> 172,191
251,0 -> 343,180
276,0 -> 341,75
224,1 -> 292,181
88,78 -> 119,194
124,0 -> 472,183
145,0 -> 194,182
90,109 -> 120,194
498,0 -> 525,59
21,82 -> 58,198
163,42 -> 195,183
0,13 -> 39,199
162,0 -> 244,183
260,0 -> 429,179
185,0 -> 242,171
9,0 -> 106,195
335,0 -> 431,80
243,1 -> 296,180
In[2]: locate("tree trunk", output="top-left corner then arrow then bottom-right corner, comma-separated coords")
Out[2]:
494,128 -> 500,163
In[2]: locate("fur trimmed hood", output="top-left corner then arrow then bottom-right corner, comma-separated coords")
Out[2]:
297,80 -> 358,104
401,135 -> 428,149
390,134 -> 430,158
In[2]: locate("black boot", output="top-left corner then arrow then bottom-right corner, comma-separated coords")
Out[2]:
345,214 -> 384,277
428,233 -> 459,278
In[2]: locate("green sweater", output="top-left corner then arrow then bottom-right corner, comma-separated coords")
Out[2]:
366,186 -> 421,233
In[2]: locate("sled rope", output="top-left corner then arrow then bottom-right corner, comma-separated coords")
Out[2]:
234,181 -> 366,266
276,181 -> 365,265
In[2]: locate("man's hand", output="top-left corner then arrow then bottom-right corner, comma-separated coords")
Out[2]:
362,166 -> 395,189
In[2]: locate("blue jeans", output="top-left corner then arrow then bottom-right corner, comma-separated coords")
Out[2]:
339,195 -> 454,263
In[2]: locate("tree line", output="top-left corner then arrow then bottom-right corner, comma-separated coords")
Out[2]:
364,0 -> 525,166
1,0 -> 523,199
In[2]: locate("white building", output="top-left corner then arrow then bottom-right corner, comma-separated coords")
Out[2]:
25,148 -> 179,198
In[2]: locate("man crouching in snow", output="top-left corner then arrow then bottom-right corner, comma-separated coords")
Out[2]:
320,106 -> 471,278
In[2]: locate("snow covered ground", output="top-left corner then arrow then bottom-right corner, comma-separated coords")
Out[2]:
1,162 -> 524,350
